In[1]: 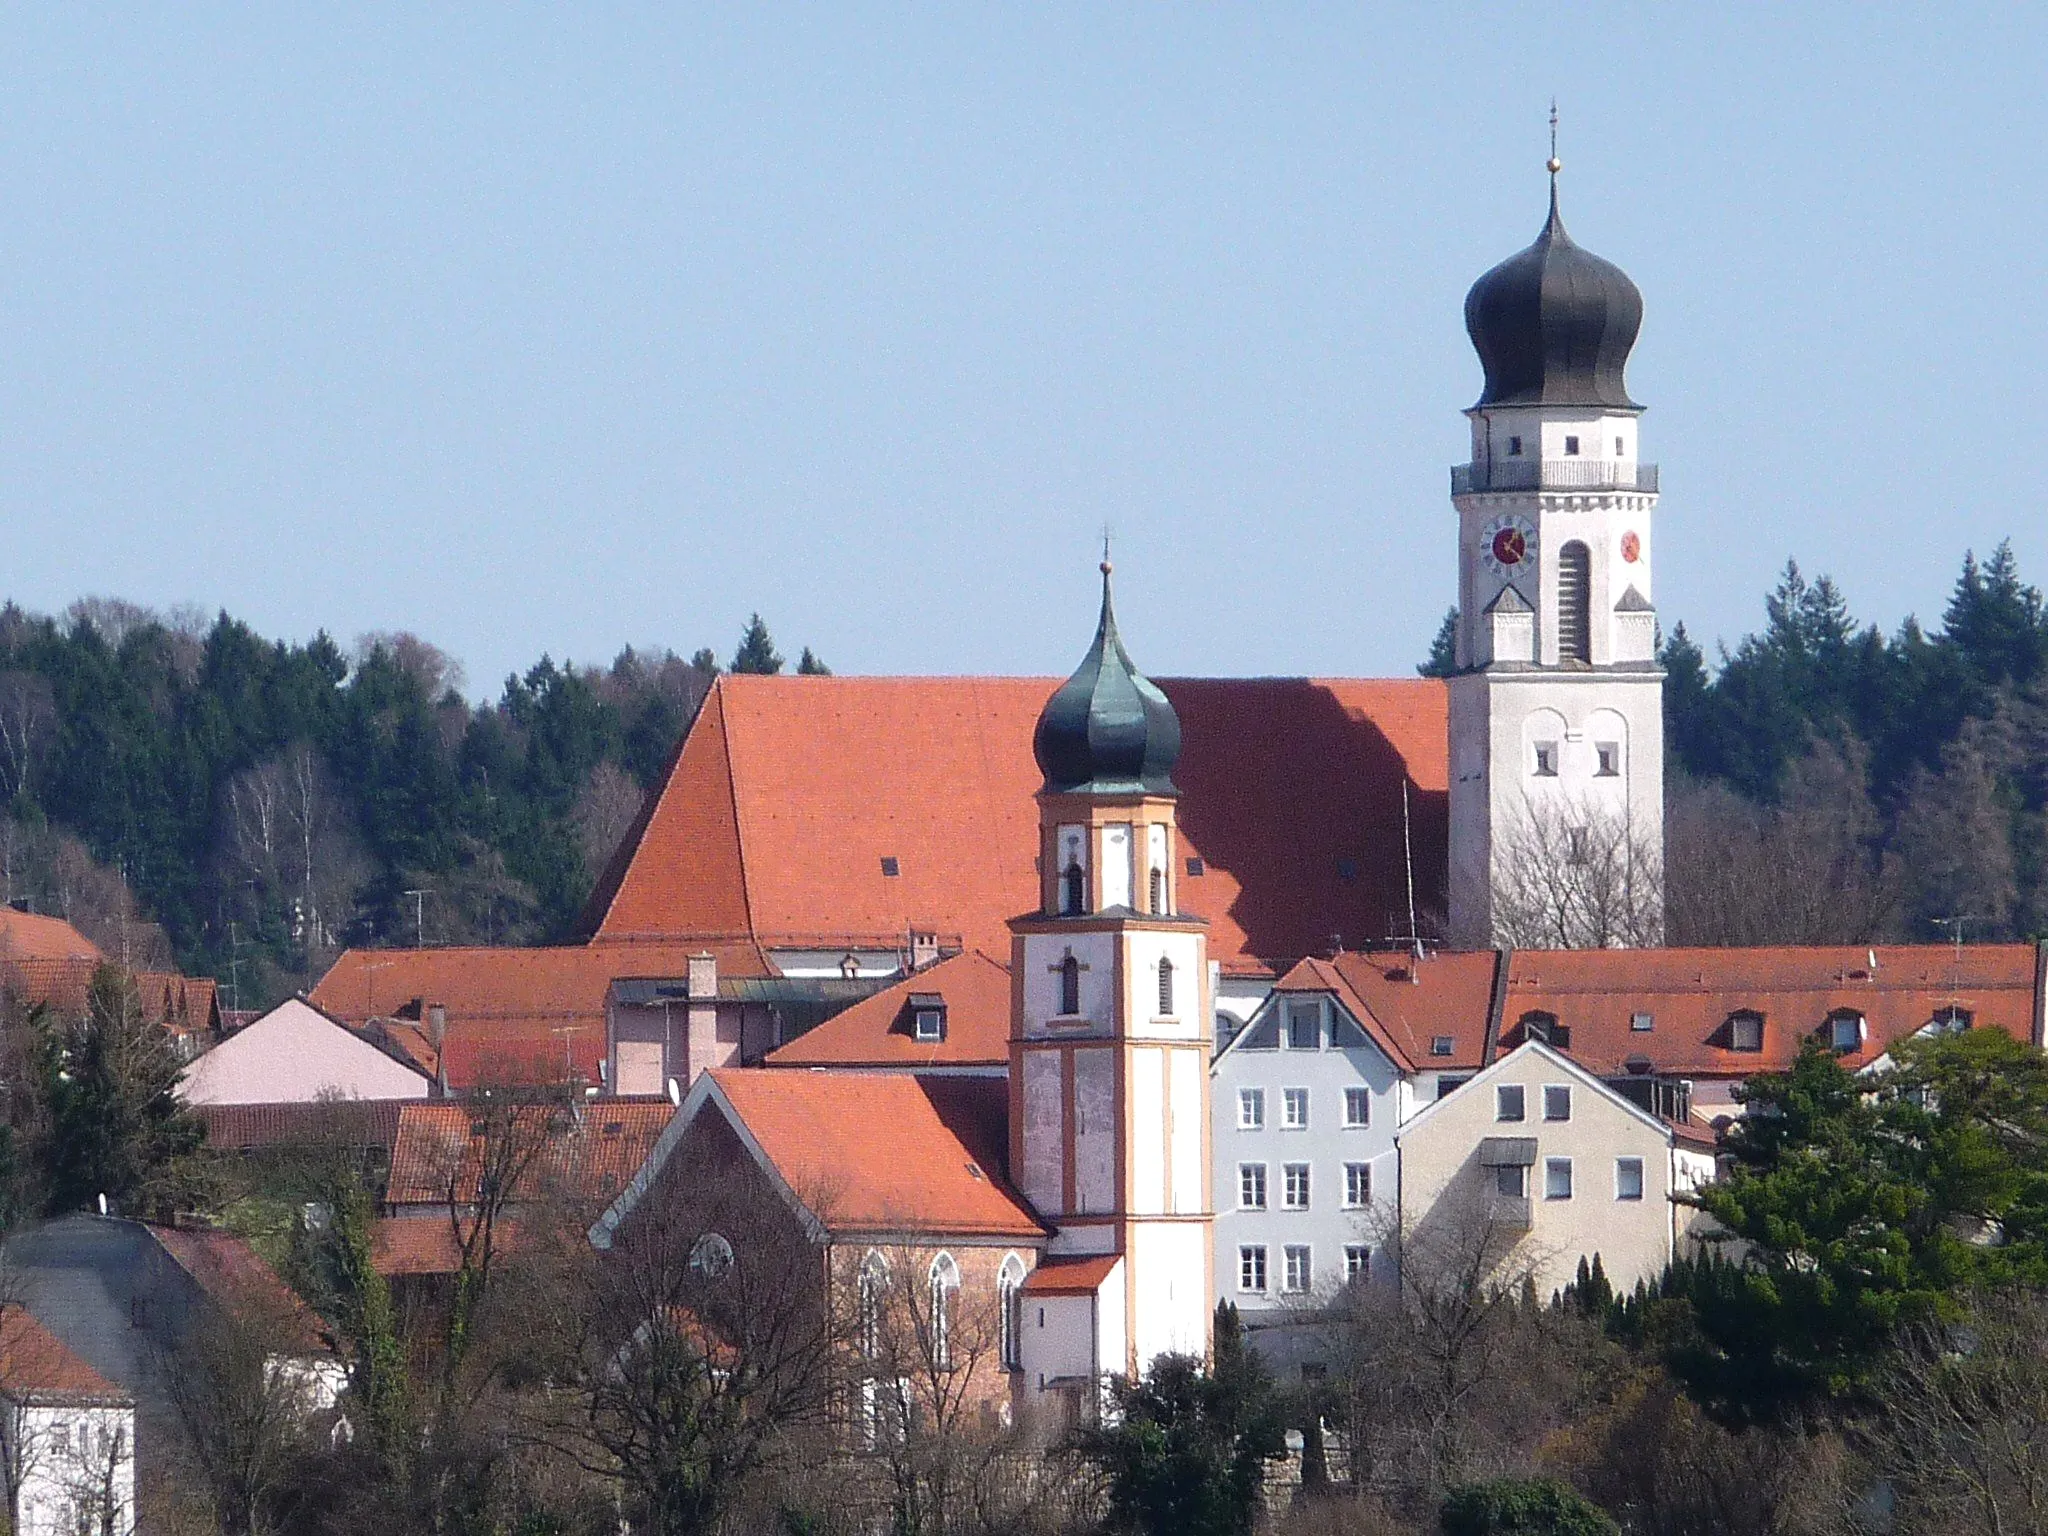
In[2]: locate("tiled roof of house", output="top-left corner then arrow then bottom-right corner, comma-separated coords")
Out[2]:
144,1226 -> 331,1354
369,1215 -> 525,1277
0,955 -> 221,1034
0,910 -> 99,961
1499,943 -> 2042,1078
1022,1253 -> 1119,1295
309,939 -> 772,1088
0,1306 -> 128,1405
386,1099 -> 672,1209
705,1069 -> 1045,1240
196,1099 -> 405,1152
1275,949 -> 1502,1071
582,674 -> 1449,978
764,951 -> 1010,1070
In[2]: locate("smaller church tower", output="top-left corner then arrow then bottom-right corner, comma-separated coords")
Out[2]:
1012,561 -> 1213,1407
1447,153 -> 1665,948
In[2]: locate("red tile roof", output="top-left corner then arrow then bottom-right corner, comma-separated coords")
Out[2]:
0,910 -> 99,962
583,674 -> 1448,978
309,939 -> 771,1088
707,1069 -> 1045,1240
0,1307 -> 127,1404
196,1099 -> 405,1152
1499,944 -> 2041,1079
764,951 -> 1011,1070
1277,949 -> 1502,1070
144,1226 -> 330,1354
0,956 -> 221,1034
386,1100 -> 672,1209
369,1215 -> 525,1277
1022,1253 -> 1119,1295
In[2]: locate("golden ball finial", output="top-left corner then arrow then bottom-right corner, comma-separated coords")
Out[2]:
1547,156 -> 1562,175
1100,559 -> 1113,577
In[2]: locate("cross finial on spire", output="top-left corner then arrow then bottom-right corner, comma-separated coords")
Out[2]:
1547,99 -> 1561,178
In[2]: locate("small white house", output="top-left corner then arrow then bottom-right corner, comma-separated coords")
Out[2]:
0,1307 -> 135,1536
178,996 -> 433,1106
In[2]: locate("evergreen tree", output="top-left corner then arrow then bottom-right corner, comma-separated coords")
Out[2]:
1440,1478 -> 1619,1535
730,615 -> 784,676
795,647 -> 831,676
1419,608 -> 1459,678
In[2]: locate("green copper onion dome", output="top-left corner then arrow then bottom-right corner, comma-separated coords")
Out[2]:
1033,561 -> 1182,798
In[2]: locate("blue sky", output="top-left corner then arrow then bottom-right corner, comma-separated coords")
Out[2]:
0,7 -> 2041,691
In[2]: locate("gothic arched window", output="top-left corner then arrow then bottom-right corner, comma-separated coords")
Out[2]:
1557,541 -> 1592,664
1157,957 -> 1175,1017
859,1251 -> 889,1358
929,1253 -> 961,1369
997,1253 -> 1026,1370
1060,953 -> 1081,1016
1062,861 -> 1086,916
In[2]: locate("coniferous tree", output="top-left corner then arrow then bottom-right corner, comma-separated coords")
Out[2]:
729,615 -> 783,676
1419,608 -> 1459,678
795,647 -> 831,676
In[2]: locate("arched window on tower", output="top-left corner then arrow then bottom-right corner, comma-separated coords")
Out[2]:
1062,861 -> 1087,916
1149,865 -> 1165,914
1158,957 -> 1175,1017
1557,541 -> 1592,664
997,1253 -> 1026,1370
1060,953 -> 1081,1016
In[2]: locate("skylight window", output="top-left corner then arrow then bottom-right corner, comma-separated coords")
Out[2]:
880,857 -> 900,877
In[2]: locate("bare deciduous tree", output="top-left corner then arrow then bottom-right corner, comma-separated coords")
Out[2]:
1490,795 -> 1663,949
0,672 -> 54,805
572,762 -> 646,883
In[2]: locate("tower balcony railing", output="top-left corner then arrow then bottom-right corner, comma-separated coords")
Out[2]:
1451,460 -> 1660,495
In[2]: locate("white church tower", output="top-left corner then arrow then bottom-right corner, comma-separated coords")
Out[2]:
1447,154 -> 1664,948
1012,561 -> 1213,1419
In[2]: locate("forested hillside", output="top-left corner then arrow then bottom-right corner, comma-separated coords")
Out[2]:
0,601 -> 826,1007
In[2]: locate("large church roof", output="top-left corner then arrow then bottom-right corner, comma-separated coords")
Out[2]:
582,672 -> 1448,977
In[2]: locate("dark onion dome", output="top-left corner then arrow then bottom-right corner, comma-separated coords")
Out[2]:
1033,562 -> 1182,798
1464,181 -> 1643,411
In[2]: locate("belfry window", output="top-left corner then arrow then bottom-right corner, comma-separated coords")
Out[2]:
1062,861 -> 1086,916
1060,953 -> 1081,1016
1595,742 -> 1620,777
1149,866 -> 1165,914
1533,742 -> 1559,777
1157,957 -> 1175,1017
1557,541 -> 1592,664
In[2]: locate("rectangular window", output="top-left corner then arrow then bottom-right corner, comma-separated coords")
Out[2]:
1431,1036 -> 1456,1058
1616,1157 -> 1645,1201
1286,1001 -> 1320,1050
1831,1014 -> 1863,1052
1282,1089 -> 1309,1129
1344,1244 -> 1371,1282
1238,1088 -> 1265,1130
1437,1073 -> 1471,1098
1239,1163 -> 1267,1210
1631,1011 -> 1654,1032
1595,742 -> 1620,777
1533,742 -> 1559,777
1496,1084 -> 1526,1122
1615,435 -> 1626,455
1544,1085 -> 1573,1122
1564,434 -> 1581,456
913,1008 -> 944,1042
1283,1163 -> 1311,1209
1239,1245 -> 1268,1293
1729,1014 -> 1764,1052
1545,1157 -> 1574,1201
1343,1087 -> 1370,1127
1496,1164 -> 1527,1197
1507,434 -> 1523,456
1282,1245 -> 1311,1293
1345,1162 -> 1371,1208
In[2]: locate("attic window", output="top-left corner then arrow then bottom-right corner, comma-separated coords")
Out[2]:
1932,1006 -> 1972,1033
1520,1012 -> 1568,1050
1828,1012 -> 1864,1053
910,994 -> 947,1043
1727,1012 -> 1764,1052
880,857 -> 900,877
1630,1011 -> 1654,1032
1430,1035 -> 1455,1058
1186,856 -> 1205,877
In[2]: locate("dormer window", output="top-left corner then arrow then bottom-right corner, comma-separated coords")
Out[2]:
1727,1012 -> 1764,1052
1828,1012 -> 1864,1053
1062,862 -> 1086,916
1286,1001 -> 1319,1050
1430,1035 -> 1455,1058
910,993 -> 946,1043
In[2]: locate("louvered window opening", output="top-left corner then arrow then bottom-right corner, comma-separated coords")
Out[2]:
1557,541 -> 1592,664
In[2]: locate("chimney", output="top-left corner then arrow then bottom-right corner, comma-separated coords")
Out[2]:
427,1004 -> 448,1048
909,931 -> 940,972
687,952 -> 717,1000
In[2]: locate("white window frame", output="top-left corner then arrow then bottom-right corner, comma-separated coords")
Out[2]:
1496,1164 -> 1527,1198
1238,1162 -> 1267,1211
1281,1088 -> 1309,1130
1282,1163 -> 1310,1210
1344,1244 -> 1371,1282
1281,1244 -> 1311,1294
1496,1084 -> 1526,1122
1285,1001 -> 1320,1050
1344,1162 -> 1371,1208
1238,1087 -> 1265,1130
1615,1157 -> 1645,1202
1543,1085 -> 1572,1122
913,1007 -> 944,1042
1544,1157 -> 1574,1201
1343,1086 -> 1370,1127
1238,1245 -> 1268,1293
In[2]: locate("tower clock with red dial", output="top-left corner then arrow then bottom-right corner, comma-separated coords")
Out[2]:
1480,514 -> 1537,578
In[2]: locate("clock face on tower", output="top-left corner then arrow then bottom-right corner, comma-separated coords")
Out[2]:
1481,515 -> 1537,577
